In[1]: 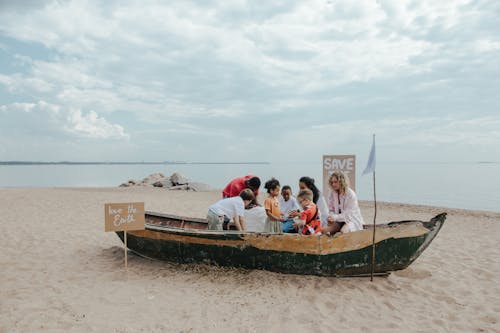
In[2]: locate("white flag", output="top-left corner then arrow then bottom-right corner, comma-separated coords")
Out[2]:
363,135 -> 376,175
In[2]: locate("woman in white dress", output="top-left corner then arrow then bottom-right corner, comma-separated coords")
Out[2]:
323,171 -> 364,234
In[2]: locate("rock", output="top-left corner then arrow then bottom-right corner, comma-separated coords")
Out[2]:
169,184 -> 189,191
118,172 -> 211,191
140,173 -> 165,185
170,172 -> 189,185
119,179 -> 138,187
187,182 -> 212,192
153,178 -> 174,188
160,178 -> 174,188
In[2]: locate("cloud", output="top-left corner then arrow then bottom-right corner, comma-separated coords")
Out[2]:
66,109 -> 128,139
0,1 -> 499,161
294,115 -> 500,163
0,73 -> 54,93
0,101 -> 128,140
0,1 -> 441,98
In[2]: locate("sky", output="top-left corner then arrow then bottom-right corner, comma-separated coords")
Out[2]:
0,0 -> 499,163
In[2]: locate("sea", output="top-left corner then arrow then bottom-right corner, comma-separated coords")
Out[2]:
0,161 -> 499,212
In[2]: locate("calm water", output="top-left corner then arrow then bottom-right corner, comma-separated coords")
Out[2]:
0,162 -> 499,212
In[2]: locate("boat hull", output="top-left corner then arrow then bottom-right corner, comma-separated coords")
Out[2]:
116,213 -> 446,277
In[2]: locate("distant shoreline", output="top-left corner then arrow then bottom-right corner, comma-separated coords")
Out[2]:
0,161 -> 271,166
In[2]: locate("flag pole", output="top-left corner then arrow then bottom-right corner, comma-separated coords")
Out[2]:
370,169 -> 377,281
370,134 -> 377,282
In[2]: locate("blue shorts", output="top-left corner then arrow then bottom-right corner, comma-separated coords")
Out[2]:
281,219 -> 296,233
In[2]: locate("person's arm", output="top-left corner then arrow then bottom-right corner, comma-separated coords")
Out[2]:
293,218 -> 305,228
317,195 -> 329,226
339,190 -> 365,231
286,197 -> 301,218
233,216 -> 243,231
327,190 -> 335,213
239,216 -> 246,231
327,191 -> 336,224
265,209 -> 284,221
293,209 -> 308,228
233,199 -> 247,231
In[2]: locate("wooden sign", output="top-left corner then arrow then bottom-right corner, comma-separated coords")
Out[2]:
322,155 -> 356,198
104,202 -> 145,232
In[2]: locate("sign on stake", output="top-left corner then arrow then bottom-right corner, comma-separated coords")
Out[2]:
105,202 -> 145,269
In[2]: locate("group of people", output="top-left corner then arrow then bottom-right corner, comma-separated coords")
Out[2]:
206,172 -> 365,236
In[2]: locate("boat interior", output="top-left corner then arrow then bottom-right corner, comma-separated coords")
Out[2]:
145,211 -> 438,232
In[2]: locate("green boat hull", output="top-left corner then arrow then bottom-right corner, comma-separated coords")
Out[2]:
116,212 -> 446,277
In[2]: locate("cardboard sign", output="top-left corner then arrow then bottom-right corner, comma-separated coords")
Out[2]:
104,202 -> 145,232
322,155 -> 356,198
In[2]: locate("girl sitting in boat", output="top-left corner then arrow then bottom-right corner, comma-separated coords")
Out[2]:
263,178 -> 284,233
293,189 -> 322,235
322,171 -> 364,235
207,189 -> 255,231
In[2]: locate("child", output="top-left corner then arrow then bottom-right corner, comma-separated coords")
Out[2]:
279,185 -> 301,233
293,189 -> 322,235
263,178 -> 284,233
207,189 -> 255,231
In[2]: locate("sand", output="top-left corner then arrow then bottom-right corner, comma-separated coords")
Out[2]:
1,187 -> 499,333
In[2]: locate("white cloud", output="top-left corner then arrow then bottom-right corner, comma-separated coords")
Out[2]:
0,0 -> 499,161
311,116 -> 500,148
0,0 -> 442,97
474,39 -> 500,52
0,101 -> 128,140
0,73 -> 54,93
0,100 -> 59,116
66,109 -> 128,139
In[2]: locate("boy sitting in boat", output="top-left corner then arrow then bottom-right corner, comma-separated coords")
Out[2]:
279,185 -> 301,233
293,189 -> 322,235
207,189 -> 255,231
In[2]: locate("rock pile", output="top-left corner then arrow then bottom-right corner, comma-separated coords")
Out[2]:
119,172 -> 212,192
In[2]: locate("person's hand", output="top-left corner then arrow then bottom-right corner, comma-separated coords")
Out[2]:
293,219 -> 305,228
327,215 -> 335,225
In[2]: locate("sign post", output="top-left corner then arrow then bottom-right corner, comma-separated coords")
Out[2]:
322,155 -> 356,197
105,202 -> 145,269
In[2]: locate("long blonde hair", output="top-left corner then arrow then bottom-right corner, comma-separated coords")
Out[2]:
329,171 -> 349,195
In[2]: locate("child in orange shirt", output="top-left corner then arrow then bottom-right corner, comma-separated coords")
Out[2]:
293,189 -> 322,235
263,178 -> 284,233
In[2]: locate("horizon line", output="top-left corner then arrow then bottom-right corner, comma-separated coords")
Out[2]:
0,161 -> 271,165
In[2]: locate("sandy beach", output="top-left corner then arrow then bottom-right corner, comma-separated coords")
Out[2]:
1,187 -> 499,333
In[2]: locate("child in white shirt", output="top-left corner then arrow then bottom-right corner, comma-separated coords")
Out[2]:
278,185 -> 301,233
207,189 -> 255,231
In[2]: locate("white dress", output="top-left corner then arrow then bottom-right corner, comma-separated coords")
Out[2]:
327,188 -> 364,232
244,206 -> 266,232
317,192 -> 329,227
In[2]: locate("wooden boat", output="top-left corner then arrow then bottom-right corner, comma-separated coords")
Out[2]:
116,212 -> 446,277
